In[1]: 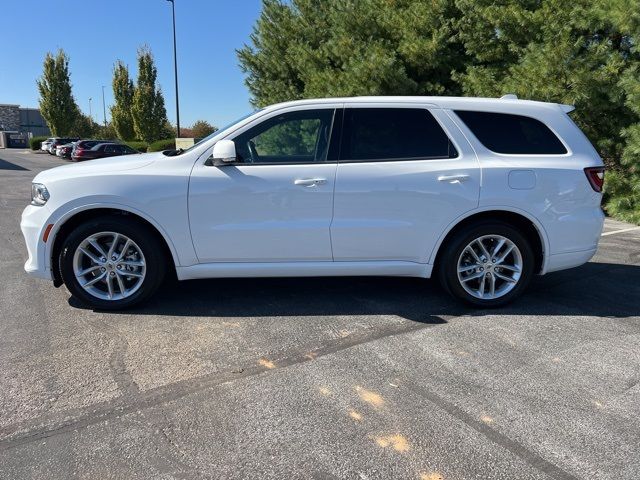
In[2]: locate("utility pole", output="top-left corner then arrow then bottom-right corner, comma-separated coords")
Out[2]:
101,86 -> 107,126
167,0 -> 181,137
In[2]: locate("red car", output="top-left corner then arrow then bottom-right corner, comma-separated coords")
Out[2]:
72,142 -> 138,161
71,140 -> 115,161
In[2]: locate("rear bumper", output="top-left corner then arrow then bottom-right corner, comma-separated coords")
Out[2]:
545,247 -> 597,273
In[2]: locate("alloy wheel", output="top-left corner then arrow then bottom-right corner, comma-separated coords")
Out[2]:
456,234 -> 523,300
72,231 -> 146,301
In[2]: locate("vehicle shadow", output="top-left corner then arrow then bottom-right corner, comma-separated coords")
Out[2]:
71,262 -> 640,321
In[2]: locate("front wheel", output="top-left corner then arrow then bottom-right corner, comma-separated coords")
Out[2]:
437,222 -> 534,307
59,216 -> 166,310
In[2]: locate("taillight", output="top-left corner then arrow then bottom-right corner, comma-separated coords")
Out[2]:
584,167 -> 605,192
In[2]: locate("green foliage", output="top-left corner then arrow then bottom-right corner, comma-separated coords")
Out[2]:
69,113 -> 97,138
131,47 -> 169,143
190,120 -> 217,138
30,136 -> 48,150
147,139 -> 176,152
125,141 -> 148,152
111,61 -> 136,141
37,49 -> 81,136
237,0 -> 465,107
255,119 -> 320,156
239,0 -> 640,223
94,123 -> 119,140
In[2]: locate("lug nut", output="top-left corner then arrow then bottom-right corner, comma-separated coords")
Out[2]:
110,272 -> 115,277
100,257 -> 106,262
117,264 -> 122,270
100,267 -> 106,272
111,255 -> 117,261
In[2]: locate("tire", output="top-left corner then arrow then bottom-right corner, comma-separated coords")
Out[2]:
59,215 -> 166,310
437,221 -> 534,307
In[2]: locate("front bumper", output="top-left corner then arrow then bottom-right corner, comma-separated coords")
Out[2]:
20,204 -> 53,280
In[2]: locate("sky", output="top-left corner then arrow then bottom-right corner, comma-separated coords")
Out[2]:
2,0 -> 263,128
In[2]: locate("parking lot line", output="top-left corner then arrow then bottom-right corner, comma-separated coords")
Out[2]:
601,226 -> 640,236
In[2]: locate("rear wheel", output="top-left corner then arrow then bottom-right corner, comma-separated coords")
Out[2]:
59,216 -> 166,310
437,221 -> 534,307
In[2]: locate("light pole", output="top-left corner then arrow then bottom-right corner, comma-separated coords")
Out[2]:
89,97 -> 92,121
101,86 -> 107,127
166,0 -> 180,137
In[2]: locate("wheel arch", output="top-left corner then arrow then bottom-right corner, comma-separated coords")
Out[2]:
430,207 -> 549,275
49,206 -> 179,286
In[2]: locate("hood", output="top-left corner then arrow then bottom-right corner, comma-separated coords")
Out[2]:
34,152 -> 163,183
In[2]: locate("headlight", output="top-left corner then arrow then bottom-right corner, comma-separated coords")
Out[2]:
31,183 -> 50,206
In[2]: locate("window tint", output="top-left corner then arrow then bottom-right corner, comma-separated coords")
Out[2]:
455,111 -> 567,155
341,108 -> 457,161
233,109 -> 335,164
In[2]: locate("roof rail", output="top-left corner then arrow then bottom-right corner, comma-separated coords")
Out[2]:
500,94 -> 518,100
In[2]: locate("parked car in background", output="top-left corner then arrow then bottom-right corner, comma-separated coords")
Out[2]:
71,139 -> 115,161
48,138 -> 78,155
41,138 -> 57,152
72,142 -> 138,161
21,95 -> 606,310
55,142 -> 76,159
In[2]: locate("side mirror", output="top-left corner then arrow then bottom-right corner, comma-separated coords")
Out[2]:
210,139 -> 237,166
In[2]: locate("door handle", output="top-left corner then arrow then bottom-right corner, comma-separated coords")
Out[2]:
438,174 -> 470,184
294,178 -> 327,187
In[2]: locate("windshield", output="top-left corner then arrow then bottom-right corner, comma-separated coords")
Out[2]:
179,109 -> 264,154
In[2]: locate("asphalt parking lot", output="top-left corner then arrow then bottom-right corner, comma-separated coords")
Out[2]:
1,149 -> 639,480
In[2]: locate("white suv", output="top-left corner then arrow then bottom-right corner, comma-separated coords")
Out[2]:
21,96 -> 605,310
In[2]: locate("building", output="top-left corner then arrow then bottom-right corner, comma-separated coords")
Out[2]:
19,107 -> 50,136
0,104 -> 50,137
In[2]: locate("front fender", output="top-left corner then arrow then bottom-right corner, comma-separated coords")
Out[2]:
42,197 -> 197,274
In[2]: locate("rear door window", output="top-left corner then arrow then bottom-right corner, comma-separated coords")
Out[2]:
340,108 -> 457,161
454,111 -> 567,154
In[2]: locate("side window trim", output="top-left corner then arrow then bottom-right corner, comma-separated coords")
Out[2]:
228,108 -> 339,166
338,106 -> 459,163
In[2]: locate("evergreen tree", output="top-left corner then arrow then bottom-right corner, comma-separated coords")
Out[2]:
131,47 -> 169,143
37,49 -> 80,136
237,0 -> 465,107
111,61 -> 136,141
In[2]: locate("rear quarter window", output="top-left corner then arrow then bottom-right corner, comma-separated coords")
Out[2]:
454,111 -> 567,155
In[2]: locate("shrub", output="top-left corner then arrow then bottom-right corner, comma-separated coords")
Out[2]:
126,141 -> 148,153
30,136 -> 49,150
148,139 -> 176,152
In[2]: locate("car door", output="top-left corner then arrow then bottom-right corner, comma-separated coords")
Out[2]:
331,104 -> 480,264
189,106 -> 340,263
104,144 -> 119,157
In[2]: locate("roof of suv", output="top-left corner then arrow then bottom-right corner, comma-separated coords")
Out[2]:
264,95 -> 574,114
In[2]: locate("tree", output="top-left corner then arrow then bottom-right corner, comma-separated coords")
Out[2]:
453,0 -> 635,166
190,120 -> 217,138
69,113 -> 97,138
37,49 -> 80,136
131,47 -> 169,143
111,61 -> 136,140
237,0 -> 465,107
